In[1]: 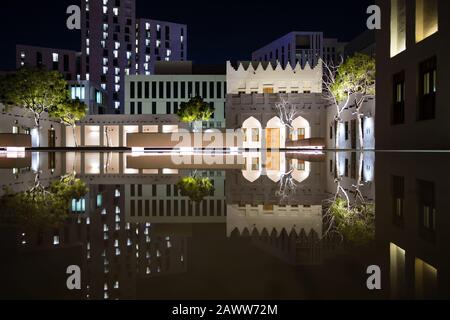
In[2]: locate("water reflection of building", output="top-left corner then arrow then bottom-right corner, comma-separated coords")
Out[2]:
125,170 -> 226,224
376,153 -> 450,299
0,155 -> 188,299
226,152 -> 339,265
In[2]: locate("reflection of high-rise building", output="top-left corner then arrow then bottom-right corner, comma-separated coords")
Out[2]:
376,153 -> 450,299
2,166 -> 188,299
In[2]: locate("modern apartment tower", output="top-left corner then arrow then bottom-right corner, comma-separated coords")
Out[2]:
135,19 -> 187,75
252,32 -> 345,68
80,0 -> 187,114
80,0 -> 137,114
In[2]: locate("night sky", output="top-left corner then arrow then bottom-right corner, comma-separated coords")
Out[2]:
0,0 -> 374,70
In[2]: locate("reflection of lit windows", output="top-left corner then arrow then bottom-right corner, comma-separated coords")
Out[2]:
251,158 -> 259,171
390,0 -> 406,57
418,180 -> 436,242
416,0 -> 438,43
392,176 -> 404,226
297,161 -> 306,171
115,189 -> 121,197
415,258 -> 437,299
390,243 -> 406,298
251,128 -> 260,142
53,235 -> 60,245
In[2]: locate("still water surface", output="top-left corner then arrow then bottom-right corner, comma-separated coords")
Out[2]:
0,151 -> 447,299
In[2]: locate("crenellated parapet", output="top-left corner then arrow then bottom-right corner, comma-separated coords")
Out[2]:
226,60 -> 323,95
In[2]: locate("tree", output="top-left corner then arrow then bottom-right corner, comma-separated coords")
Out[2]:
323,152 -> 375,245
50,98 -> 87,147
176,96 -> 215,123
275,99 -> 298,130
331,54 -> 376,150
323,57 -> 351,149
0,173 -> 88,229
176,175 -> 215,202
0,67 -> 69,146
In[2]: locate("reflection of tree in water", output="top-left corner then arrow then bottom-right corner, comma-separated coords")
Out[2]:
0,173 -> 88,229
276,169 -> 297,204
176,174 -> 214,203
323,152 -> 375,246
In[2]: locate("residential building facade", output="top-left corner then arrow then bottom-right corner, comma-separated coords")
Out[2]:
376,0 -> 449,150
80,0 -> 186,114
135,19 -> 187,75
16,44 -> 81,81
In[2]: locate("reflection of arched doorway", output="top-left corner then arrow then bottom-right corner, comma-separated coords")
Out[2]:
242,117 -> 262,149
290,116 -> 311,141
266,117 -> 285,149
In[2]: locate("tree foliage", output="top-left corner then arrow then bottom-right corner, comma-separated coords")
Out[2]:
0,173 -> 88,229
0,67 -> 69,128
50,98 -> 87,128
331,53 -> 376,103
176,176 -> 215,202
50,98 -> 87,147
327,197 -> 375,246
176,96 -> 214,123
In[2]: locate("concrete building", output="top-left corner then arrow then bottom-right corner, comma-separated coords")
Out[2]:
125,61 -> 226,129
376,152 -> 450,298
226,61 -> 327,149
80,0 -> 186,113
16,45 -> 81,81
376,0 -> 449,150
252,32 -> 345,69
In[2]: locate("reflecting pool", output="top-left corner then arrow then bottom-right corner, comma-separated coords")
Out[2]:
0,151 -> 448,299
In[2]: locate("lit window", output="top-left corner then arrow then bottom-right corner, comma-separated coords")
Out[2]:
416,0 -> 438,42
390,0 -> 406,57
97,194 -> 103,207
72,198 -> 86,212
52,53 -> 59,62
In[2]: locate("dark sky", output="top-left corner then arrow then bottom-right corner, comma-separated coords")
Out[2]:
0,0 -> 374,70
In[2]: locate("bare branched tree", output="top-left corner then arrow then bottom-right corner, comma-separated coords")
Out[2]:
322,57 -> 351,149
275,99 -> 299,129
275,169 -> 297,203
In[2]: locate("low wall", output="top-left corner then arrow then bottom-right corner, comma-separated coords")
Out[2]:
285,138 -> 325,149
127,132 -> 242,149
0,134 -> 32,148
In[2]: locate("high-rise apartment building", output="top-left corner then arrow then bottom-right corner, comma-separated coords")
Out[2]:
81,0 -> 137,114
135,19 -> 187,75
80,0 -> 187,114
